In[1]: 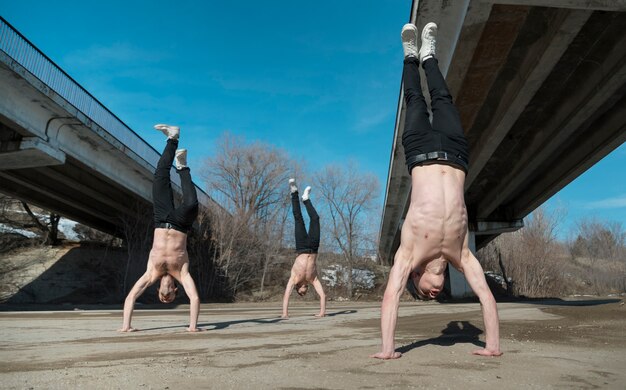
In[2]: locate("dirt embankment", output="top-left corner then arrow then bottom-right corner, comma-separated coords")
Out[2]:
0,243 -> 127,304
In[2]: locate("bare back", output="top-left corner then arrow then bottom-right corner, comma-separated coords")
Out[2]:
148,228 -> 189,280
290,253 -> 319,284
397,163 -> 468,270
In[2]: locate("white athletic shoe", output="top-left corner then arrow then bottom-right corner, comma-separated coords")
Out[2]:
302,186 -> 311,201
175,149 -> 187,170
154,124 -> 180,140
419,22 -> 437,63
289,178 -> 298,194
401,23 -> 419,59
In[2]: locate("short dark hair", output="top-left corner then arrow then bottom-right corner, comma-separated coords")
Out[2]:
405,277 -> 420,300
295,283 -> 308,296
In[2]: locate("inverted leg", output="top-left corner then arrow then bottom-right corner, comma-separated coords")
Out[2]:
303,199 -> 320,253
402,57 -> 436,171
423,58 -> 469,164
292,192 -> 309,252
153,138 -> 177,223
169,167 -> 199,231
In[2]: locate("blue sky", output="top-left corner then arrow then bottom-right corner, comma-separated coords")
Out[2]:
2,1 -> 624,240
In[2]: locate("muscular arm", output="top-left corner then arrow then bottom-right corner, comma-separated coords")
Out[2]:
311,277 -> 326,317
119,271 -> 157,332
458,248 -> 503,357
371,259 -> 411,359
179,265 -> 201,332
282,277 -> 295,318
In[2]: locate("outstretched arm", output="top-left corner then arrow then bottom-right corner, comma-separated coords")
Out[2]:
311,277 -> 326,317
282,277 -> 295,318
458,247 -> 502,357
179,266 -> 201,332
119,271 -> 155,332
370,259 -> 411,359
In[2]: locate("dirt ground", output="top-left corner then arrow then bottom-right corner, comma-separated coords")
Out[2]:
0,297 -> 624,389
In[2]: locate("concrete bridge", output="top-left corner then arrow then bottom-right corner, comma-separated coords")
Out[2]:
379,0 -> 626,293
0,17 -> 218,235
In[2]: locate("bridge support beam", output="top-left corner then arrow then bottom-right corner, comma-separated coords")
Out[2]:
0,137 -> 65,170
448,219 -> 524,298
448,231 -> 475,299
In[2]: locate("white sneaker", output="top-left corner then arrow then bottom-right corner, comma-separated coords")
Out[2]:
401,23 -> 419,59
175,149 -> 187,170
154,124 -> 180,140
302,186 -> 311,201
419,22 -> 437,63
289,178 -> 298,194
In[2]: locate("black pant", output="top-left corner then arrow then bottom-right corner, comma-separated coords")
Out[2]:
292,192 -> 320,254
402,57 -> 469,173
152,139 -> 198,232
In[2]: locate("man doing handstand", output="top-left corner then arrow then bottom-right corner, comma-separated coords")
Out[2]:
119,124 -> 201,332
371,23 -> 502,359
282,179 -> 326,318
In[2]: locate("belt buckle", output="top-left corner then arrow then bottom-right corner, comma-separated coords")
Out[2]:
164,222 -> 173,229
439,152 -> 448,160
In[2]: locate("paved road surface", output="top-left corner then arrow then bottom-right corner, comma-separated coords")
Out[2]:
1,299 -> 624,389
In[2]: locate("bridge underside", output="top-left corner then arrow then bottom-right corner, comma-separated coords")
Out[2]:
0,122 -> 149,234
380,0 -> 626,264
0,51 -> 214,236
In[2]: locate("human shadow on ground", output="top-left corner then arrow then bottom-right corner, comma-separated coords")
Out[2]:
396,321 -> 485,355
437,297 -> 621,307
200,317 -> 286,330
325,309 -> 357,317
121,310 -> 359,332
507,298 -> 622,307
131,317 -> 286,332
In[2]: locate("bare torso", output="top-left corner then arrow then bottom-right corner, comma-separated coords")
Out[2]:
373,162 -> 503,359
290,253 -> 319,284
148,228 -> 189,280
397,163 -> 468,271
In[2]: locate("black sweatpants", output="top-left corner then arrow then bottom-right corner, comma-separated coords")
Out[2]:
402,57 -> 469,173
292,192 -> 320,254
152,138 -> 198,232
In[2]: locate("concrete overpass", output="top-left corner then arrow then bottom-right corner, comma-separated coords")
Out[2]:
0,17 -> 218,235
380,1 -> 626,280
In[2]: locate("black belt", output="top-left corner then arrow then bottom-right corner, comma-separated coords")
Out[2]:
406,151 -> 468,172
156,222 -> 187,233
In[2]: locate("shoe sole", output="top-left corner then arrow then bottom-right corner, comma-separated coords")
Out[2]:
421,22 -> 437,41
401,24 -> 418,43
420,22 -> 438,61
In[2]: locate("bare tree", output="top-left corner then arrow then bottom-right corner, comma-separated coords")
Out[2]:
568,217 -> 626,294
480,207 -> 566,297
571,217 -> 626,263
119,201 -> 153,297
201,132 -> 300,296
314,162 -> 380,297
186,209 -> 225,300
259,198 -> 291,295
0,195 -> 62,246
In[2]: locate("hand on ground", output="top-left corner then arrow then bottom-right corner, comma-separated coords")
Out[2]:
369,351 -> 402,359
472,348 -> 503,357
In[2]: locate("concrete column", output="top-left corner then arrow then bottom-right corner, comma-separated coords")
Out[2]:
448,230 -> 475,298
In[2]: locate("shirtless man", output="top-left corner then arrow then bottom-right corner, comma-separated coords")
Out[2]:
370,23 -> 502,359
119,124 -> 201,332
282,179 -> 326,318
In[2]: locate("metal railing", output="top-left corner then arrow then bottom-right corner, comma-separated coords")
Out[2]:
0,16 -> 213,205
